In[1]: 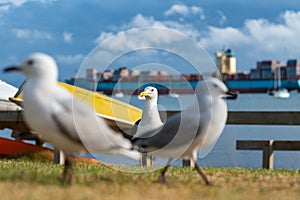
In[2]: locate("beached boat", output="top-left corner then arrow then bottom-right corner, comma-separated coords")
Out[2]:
10,81 -> 142,132
0,82 -> 142,156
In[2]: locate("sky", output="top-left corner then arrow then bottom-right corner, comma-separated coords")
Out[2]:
1,0 -> 300,86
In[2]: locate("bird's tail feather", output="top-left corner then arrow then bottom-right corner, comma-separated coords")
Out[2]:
106,131 -> 141,160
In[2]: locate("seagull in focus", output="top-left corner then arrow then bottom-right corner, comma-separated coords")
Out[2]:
131,86 -> 163,165
132,86 -> 163,138
132,77 -> 234,185
3,53 -> 141,185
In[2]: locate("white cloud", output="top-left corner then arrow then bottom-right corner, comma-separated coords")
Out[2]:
94,31 -> 114,44
94,14 -> 202,52
56,54 -> 85,65
12,28 -> 52,40
0,0 -> 27,7
0,0 -> 54,8
0,4 -> 9,11
200,10 -> 300,50
127,13 -> 166,28
244,19 -> 294,48
191,6 -> 205,20
164,4 -> 189,17
125,14 -> 200,40
199,10 -> 300,68
93,10 -> 300,71
63,32 -> 72,43
200,26 -> 250,48
164,4 -> 205,20
282,10 -> 300,31
217,11 -> 227,25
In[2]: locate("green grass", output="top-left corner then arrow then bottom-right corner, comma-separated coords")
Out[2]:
0,151 -> 299,200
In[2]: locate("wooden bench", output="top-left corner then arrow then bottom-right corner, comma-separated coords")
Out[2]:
174,111 -> 300,168
229,111 -> 300,169
236,140 -> 300,169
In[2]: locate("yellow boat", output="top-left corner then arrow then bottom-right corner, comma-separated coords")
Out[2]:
9,82 -> 142,136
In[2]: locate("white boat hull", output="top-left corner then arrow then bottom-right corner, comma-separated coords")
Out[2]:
274,88 -> 290,98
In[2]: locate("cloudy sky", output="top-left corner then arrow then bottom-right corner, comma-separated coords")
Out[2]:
1,0 -> 300,86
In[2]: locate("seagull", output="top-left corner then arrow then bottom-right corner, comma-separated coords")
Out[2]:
132,86 -> 163,138
132,77 -> 233,185
3,53 -> 141,185
130,86 -> 163,165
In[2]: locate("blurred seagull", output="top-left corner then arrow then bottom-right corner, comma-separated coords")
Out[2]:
132,77 -> 233,185
3,53 -> 141,185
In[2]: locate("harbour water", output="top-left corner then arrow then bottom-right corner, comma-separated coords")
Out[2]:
112,92 -> 300,169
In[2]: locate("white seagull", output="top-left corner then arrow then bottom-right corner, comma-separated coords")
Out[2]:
4,53 -> 141,185
132,86 -> 163,138
132,77 -> 234,185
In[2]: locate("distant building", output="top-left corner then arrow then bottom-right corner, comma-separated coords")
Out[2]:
215,49 -> 236,75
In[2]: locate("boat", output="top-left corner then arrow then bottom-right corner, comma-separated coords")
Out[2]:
113,91 -> 125,98
271,67 -> 290,98
0,80 -> 21,111
273,88 -> 290,98
0,81 -> 143,158
168,91 -> 179,98
67,77 -> 300,95
0,80 -> 18,101
6,81 -> 143,137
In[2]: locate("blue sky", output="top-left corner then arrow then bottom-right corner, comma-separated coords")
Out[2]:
1,0 -> 300,86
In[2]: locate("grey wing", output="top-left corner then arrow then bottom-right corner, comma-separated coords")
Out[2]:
51,111 -> 82,145
133,111 -> 201,151
51,91 -> 98,146
130,119 -> 141,139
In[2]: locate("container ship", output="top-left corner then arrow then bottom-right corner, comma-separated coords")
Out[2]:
65,77 -> 300,95
65,55 -> 300,95
65,66 -> 300,95
65,76 -> 199,95
225,79 -> 300,93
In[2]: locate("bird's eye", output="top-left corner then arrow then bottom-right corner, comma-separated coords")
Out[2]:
151,89 -> 154,92
27,60 -> 34,65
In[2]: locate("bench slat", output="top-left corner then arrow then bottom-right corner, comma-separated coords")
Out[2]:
228,111 -> 300,125
237,140 -> 300,151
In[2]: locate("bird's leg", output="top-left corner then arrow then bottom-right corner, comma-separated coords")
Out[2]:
194,159 -> 211,186
159,165 -> 170,183
159,158 -> 172,183
63,154 -> 74,186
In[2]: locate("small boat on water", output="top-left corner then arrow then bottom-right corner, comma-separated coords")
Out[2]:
113,91 -> 125,98
273,88 -> 290,99
269,67 -> 290,99
168,91 -> 179,98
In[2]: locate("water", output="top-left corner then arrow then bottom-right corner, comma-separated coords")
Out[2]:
113,92 -> 300,169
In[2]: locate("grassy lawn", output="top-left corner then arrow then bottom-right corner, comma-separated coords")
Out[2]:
0,151 -> 299,200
